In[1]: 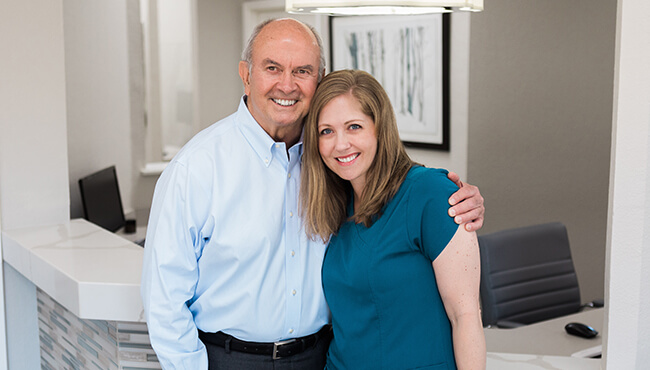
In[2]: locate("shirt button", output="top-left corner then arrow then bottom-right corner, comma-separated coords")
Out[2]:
292,290 -> 297,295
288,173 -> 291,178
275,143 -> 281,148
291,250 -> 295,257
289,211 -> 293,217
264,158 -> 269,164
289,328 -> 294,334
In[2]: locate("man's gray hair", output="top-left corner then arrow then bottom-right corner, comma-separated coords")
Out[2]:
241,18 -> 327,82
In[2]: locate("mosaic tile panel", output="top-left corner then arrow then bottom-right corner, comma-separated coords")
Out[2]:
37,289 -> 161,369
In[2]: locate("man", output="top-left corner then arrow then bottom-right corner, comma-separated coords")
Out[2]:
141,18 -> 484,369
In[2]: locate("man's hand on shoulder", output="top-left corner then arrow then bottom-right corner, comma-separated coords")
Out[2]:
447,171 -> 485,232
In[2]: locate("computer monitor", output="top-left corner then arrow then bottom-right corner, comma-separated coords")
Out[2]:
78,166 -> 126,232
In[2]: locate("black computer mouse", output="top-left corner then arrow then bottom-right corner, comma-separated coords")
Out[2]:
565,322 -> 599,339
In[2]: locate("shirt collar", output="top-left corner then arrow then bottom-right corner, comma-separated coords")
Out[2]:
236,96 -> 304,167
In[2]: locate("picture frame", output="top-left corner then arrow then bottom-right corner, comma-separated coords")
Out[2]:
330,14 -> 450,150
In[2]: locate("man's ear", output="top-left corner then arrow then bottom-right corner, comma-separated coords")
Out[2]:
239,61 -> 251,96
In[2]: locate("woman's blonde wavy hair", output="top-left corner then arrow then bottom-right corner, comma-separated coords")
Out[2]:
300,69 -> 415,242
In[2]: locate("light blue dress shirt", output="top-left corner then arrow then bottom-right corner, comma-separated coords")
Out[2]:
141,97 -> 330,369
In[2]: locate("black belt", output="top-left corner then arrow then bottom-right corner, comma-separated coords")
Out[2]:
198,325 -> 332,360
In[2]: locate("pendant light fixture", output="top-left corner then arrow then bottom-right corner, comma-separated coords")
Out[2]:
286,0 -> 483,15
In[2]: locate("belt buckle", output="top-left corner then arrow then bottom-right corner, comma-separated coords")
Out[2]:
272,338 -> 296,360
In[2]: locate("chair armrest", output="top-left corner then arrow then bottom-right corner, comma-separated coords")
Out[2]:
496,320 -> 526,329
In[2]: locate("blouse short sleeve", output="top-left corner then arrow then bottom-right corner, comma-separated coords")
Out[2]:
406,167 -> 460,262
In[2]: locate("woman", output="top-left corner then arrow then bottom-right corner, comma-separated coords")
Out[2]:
300,70 -> 485,369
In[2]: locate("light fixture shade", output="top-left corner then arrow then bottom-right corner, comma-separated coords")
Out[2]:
286,0 -> 483,15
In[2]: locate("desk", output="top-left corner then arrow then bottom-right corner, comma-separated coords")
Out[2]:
487,353 -> 601,369
485,308 -> 604,357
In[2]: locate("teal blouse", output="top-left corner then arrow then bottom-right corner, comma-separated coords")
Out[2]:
322,166 -> 460,370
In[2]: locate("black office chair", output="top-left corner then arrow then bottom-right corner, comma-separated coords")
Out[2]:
478,222 -> 581,328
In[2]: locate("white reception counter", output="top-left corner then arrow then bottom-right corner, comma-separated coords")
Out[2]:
2,218 -> 144,322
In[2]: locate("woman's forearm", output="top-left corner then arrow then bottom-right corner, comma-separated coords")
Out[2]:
451,312 -> 486,370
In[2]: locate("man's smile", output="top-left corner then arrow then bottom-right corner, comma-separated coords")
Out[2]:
272,98 -> 297,106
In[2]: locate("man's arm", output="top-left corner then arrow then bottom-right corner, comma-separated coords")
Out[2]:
447,171 -> 485,232
141,163 -> 209,369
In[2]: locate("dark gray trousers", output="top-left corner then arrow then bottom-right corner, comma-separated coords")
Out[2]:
203,333 -> 330,370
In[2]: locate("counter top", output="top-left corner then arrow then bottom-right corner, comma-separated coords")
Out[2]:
487,352 -> 600,369
1,219 -> 144,322
485,308 -> 603,357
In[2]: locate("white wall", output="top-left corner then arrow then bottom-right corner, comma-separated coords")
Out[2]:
65,0 -> 145,222
603,0 -> 650,366
0,4 -> 70,232
157,0 -> 196,158
0,0 -> 70,367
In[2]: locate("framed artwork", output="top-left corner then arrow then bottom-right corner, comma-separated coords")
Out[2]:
331,14 -> 450,150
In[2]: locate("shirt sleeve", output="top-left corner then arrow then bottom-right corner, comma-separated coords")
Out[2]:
141,160 -> 211,369
407,168 -> 460,262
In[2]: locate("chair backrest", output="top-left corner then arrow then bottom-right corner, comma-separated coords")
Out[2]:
478,222 -> 581,327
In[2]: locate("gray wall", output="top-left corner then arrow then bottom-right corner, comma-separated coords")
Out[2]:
467,0 -> 617,302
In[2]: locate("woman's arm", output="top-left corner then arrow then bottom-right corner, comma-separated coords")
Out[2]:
432,227 -> 486,370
